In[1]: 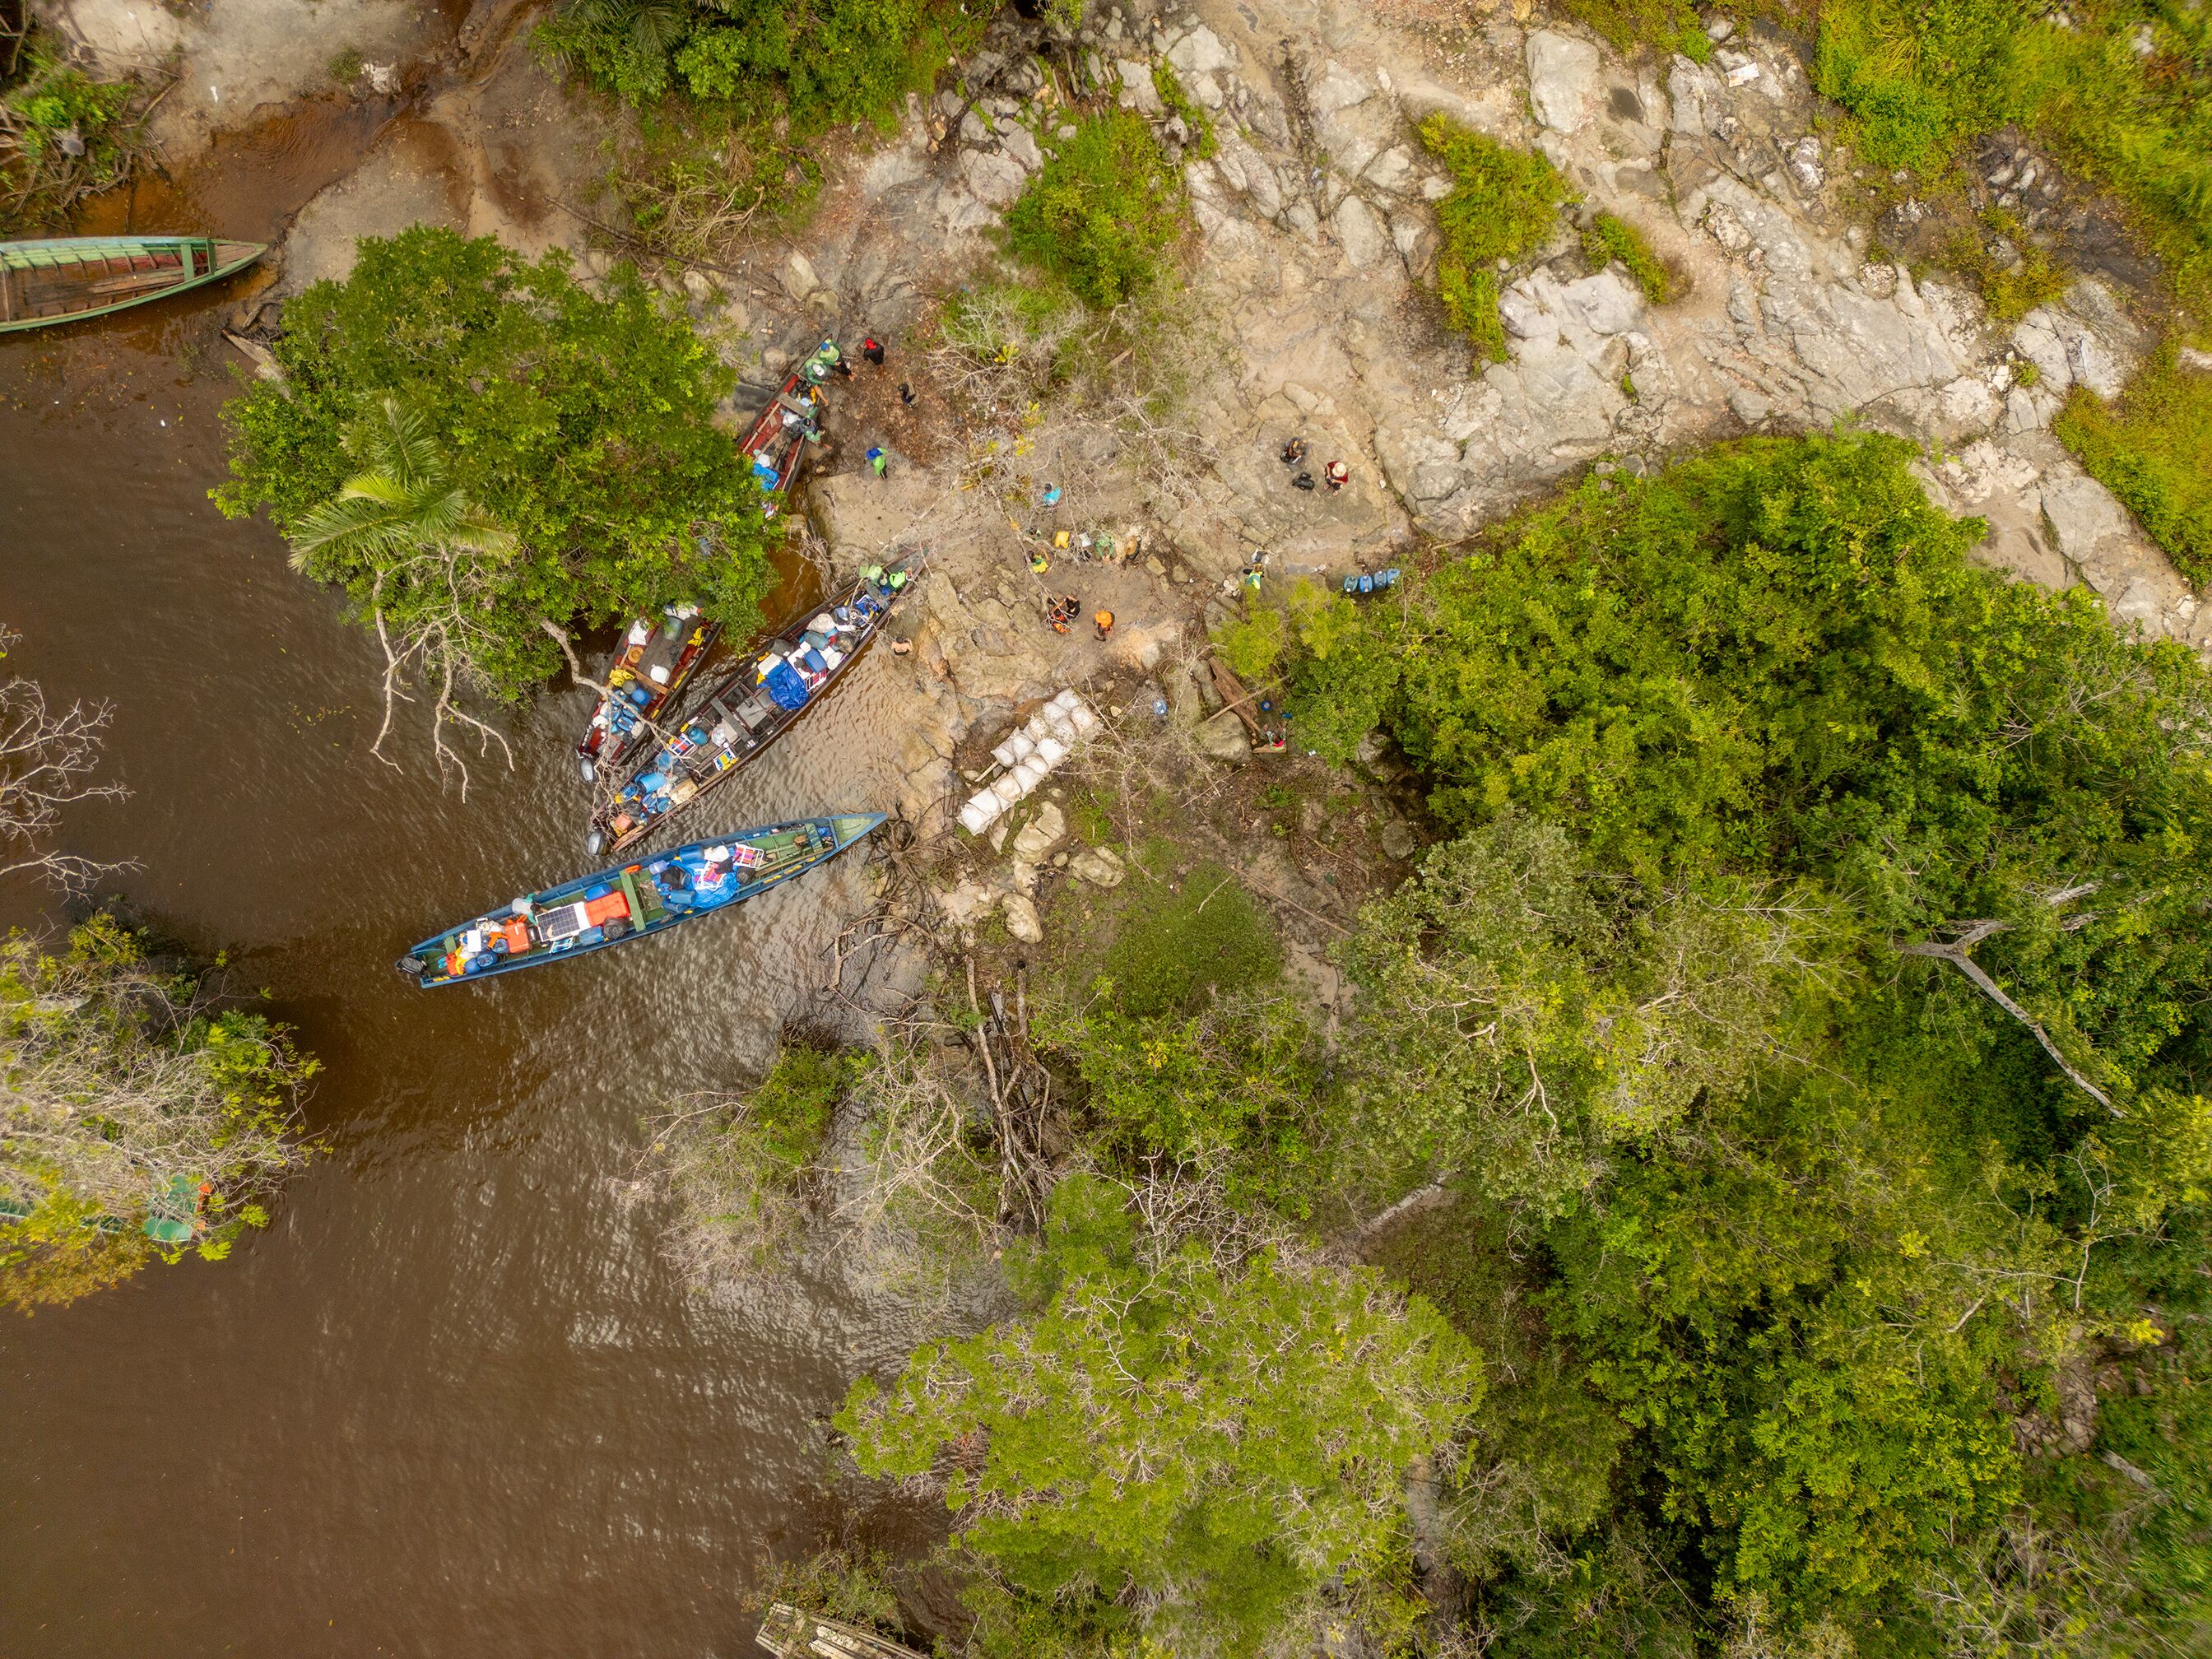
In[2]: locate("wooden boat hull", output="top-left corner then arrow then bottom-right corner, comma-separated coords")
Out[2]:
0,236 -> 267,333
740,366 -> 821,519
575,605 -> 723,781
399,814 -> 886,988
755,1602 -> 926,1659
587,555 -> 926,858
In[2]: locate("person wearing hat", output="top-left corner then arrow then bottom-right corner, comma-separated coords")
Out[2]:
867,446 -> 889,479
1094,609 -> 1115,641
1326,459 -> 1350,490
862,336 -> 885,366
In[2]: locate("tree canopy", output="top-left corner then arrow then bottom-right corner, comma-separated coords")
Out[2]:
2,915 -> 315,1313
216,227 -> 774,712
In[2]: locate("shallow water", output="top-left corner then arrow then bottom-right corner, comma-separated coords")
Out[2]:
0,275 -> 924,1657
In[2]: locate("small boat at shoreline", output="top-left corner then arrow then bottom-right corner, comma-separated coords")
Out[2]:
575,603 -> 721,783
755,1602 -> 925,1659
0,236 -> 267,333
397,814 -> 886,988
741,365 -> 823,520
585,554 -> 925,858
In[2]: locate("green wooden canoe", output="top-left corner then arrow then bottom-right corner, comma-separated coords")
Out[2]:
0,235 -> 267,334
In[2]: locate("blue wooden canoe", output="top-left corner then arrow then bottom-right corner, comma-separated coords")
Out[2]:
0,236 -> 267,333
397,813 -> 886,988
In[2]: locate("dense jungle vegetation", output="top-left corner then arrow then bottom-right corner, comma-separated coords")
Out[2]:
215,228 -> 774,775
691,434 -> 2212,1657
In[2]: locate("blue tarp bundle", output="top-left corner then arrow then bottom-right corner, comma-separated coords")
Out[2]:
762,659 -> 810,711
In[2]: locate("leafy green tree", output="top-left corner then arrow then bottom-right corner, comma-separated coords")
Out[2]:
2,915 -> 315,1313
839,1174 -> 1483,1655
1006,110 -> 1187,309
216,227 -> 774,733
1336,813 -> 1835,1219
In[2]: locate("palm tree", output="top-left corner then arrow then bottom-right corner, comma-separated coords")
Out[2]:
287,396 -> 523,792
288,394 -> 518,576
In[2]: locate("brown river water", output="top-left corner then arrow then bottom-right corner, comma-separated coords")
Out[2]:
0,235 -> 934,1652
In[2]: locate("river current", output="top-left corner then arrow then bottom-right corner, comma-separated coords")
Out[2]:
0,263 -> 922,1656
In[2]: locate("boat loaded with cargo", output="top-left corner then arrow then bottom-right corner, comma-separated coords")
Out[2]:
397,815 -> 886,987
574,602 -> 721,783
574,361 -> 830,780
584,553 -> 924,857
0,235 -> 266,332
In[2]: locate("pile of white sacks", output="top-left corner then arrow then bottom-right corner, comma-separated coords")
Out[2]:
957,689 -> 1101,836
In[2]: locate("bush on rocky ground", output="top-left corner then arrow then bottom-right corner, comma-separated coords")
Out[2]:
2056,343 -> 2212,588
1005,109 -> 1187,310
1420,114 -> 1574,362
1579,209 -> 1672,303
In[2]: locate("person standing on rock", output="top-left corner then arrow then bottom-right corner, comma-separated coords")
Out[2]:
1280,436 -> 1308,466
867,446 -> 889,479
862,336 -> 885,367
1326,459 -> 1350,491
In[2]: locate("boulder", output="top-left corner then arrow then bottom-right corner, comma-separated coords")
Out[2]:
1069,845 -> 1127,888
1560,269 -> 1643,336
961,147 -> 1029,210
1011,802 -> 1068,863
2042,473 -> 2139,564
780,251 -> 819,300
1167,25 -> 1234,77
1333,196 -> 1388,270
937,881 -> 997,930
1002,895 -> 1044,945
1196,717 -> 1252,763
1117,60 -> 1164,116
1001,123 -> 1043,172
1527,30 -> 1602,133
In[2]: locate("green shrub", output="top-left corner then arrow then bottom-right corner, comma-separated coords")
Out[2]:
2056,347 -> 2212,587
1555,0 -> 1700,50
1098,862 -> 1278,1017
1419,114 -> 1574,362
1810,0 -> 2212,307
1151,61 -> 1216,159
1006,109 -> 1186,309
1580,211 -> 1673,303
0,33 -> 141,223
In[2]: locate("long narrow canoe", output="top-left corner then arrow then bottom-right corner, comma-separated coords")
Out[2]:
585,554 -> 926,858
755,1603 -> 926,1659
741,366 -> 822,521
574,603 -> 723,783
397,813 -> 886,988
0,236 -> 267,333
